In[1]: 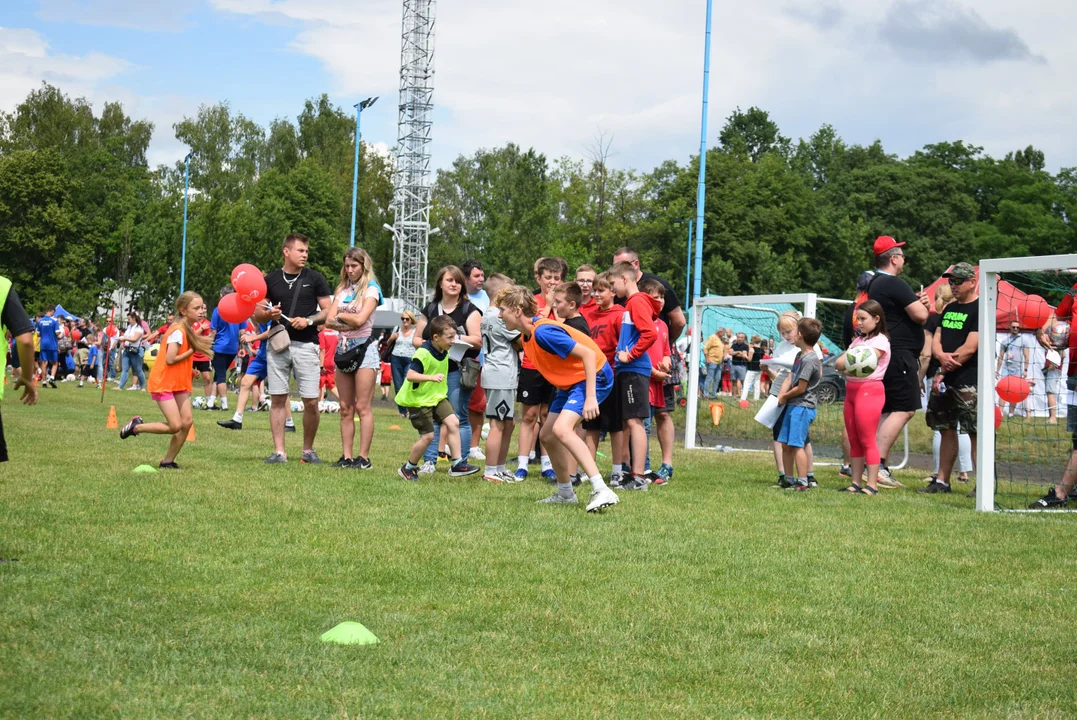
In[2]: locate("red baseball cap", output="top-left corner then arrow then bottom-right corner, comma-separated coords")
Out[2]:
873,235 -> 905,255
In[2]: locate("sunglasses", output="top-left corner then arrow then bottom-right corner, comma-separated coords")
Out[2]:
948,277 -> 971,286
401,316 -> 412,321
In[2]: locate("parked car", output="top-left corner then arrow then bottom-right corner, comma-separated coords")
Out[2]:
818,355 -> 846,404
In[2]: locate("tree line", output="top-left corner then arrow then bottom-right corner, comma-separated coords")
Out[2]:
2,84 -> 1075,319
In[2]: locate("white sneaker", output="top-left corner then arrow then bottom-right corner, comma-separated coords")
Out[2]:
418,461 -> 437,475
586,487 -> 619,513
482,470 -> 504,483
537,492 -> 578,505
499,471 -> 521,484
470,446 -> 486,460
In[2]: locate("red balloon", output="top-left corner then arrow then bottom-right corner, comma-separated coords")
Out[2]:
1017,295 -> 1052,330
217,293 -> 256,324
996,375 -> 1031,405
231,264 -> 267,304
994,405 -> 1003,430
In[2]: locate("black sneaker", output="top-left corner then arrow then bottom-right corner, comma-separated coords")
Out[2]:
644,471 -> 661,485
778,475 -> 796,489
398,464 -> 419,482
331,456 -> 354,468
120,416 -> 143,440
1029,491 -> 1068,509
839,465 -> 852,478
449,461 -> 480,477
571,473 -> 582,488
807,476 -> 818,488
284,423 -> 297,433
159,461 -> 180,470
622,474 -> 649,491
353,456 -> 373,470
917,480 -> 952,494
217,419 -> 243,430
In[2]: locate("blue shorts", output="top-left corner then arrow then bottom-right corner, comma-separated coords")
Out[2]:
39,348 -> 58,363
549,364 -> 614,416
777,405 -> 816,448
246,355 -> 268,382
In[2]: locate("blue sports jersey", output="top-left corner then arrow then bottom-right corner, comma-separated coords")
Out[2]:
255,322 -> 269,362
37,316 -> 59,350
87,346 -> 99,367
210,308 -> 243,355
534,323 -> 578,359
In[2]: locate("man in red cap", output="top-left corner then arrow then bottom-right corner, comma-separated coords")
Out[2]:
866,236 -> 930,485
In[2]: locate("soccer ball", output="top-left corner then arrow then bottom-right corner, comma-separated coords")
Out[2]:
192,396 -> 207,409
290,400 -> 304,412
481,422 -> 490,440
1048,321 -> 1070,349
843,345 -> 878,378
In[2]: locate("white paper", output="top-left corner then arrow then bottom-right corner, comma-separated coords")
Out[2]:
449,340 -> 473,362
753,395 -> 783,429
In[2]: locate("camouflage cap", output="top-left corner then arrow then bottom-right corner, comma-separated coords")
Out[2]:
943,262 -> 976,280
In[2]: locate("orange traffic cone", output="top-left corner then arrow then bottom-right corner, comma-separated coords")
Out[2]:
186,424 -> 196,442
106,405 -> 118,429
708,401 -> 724,427
388,424 -> 401,431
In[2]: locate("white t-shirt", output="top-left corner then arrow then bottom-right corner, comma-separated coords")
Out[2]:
336,280 -> 382,340
167,329 -> 183,345
997,333 -> 1031,375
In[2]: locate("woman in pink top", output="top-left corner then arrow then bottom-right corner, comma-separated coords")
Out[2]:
837,299 -> 891,494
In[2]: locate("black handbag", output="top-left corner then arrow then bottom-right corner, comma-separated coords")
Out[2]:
335,335 -> 375,374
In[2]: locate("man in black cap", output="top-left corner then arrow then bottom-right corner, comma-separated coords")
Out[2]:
922,262 -> 979,495
867,236 -> 930,485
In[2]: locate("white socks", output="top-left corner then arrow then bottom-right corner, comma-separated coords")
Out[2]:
232,411 -> 244,423
540,455 -> 553,473
518,455 -> 529,471
589,474 -> 607,491
206,395 -> 216,409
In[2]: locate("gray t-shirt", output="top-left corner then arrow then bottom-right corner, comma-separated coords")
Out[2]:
787,351 -> 822,409
480,307 -> 521,390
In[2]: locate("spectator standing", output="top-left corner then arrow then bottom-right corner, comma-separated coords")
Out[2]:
742,334 -> 765,401
730,332 -> 750,398
866,236 -> 930,485
612,248 -> 687,345
253,233 -> 333,465
208,285 -> 244,412
702,329 -> 725,398
996,320 -> 1031,418
117,311 -> 147,391
462,259 -> 489,460
36,306 -> 61,387
387,311 -> 417,418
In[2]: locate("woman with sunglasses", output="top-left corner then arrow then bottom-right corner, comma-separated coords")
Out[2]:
325,247 -> 382,469
386,312 -> 417,418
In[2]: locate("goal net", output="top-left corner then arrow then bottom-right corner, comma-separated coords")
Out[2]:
978,254 -> 1077,512
682,294 -> 909,469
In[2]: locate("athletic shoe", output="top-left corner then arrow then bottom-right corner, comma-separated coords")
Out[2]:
300,450 -> 323,465
284,424 -> 296,433
119,416 -> 142,440
571,473 -> 582,488
217,419 -> 243,430
877,466 -> 903,488
419,461 -> 437,475
449,461 -> 480,477
77,381 -> 83,388
839,465 -> 852,477
541,468 -> 557,482
807,477 -> 819,488
483,470 -> 505,483
159,461 -> 180,470
499,471 -> 521,484
514,468 -> 528,481
586,487 -> 619,512
126,385 -> 140,391
657,463 -> 674,480
917,480 -> 951,494
644,471 -> 661,485
48,379 -> 57,389
921,474 -> 939,485
622,475 -> 649,491
778,475 -> 796,489
537,492 -> 577,505
353,456 -> 373,470
264,452 -> 287,464
330,456 -> 354,468
398,464 -> 419,482
793,481 -> 810,492
1029,490 -> 1068,509
438,451 -> 450,462
470,447 -> 486,461
609,474 -> 624,489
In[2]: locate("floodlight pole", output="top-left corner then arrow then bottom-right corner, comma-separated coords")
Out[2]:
676,219 -> 694,302
180,151 -> 193,293
350,97 -> 378,248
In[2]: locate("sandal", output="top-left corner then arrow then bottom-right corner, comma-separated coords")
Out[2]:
840,483 -> 862,493
860,485 -> 878,495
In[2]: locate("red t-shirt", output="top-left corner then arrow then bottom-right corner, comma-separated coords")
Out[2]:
587,304 -> 623,368
191,319 -> 211,362
1055,285 -> 1077,375
521,294 -> 552,371
319,329 -> 339,371
647,320 -> 670,408
380,361 -> 392,384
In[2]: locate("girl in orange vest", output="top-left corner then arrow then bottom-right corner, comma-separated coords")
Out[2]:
120,292 -> 214,469
495,286 -> 619,513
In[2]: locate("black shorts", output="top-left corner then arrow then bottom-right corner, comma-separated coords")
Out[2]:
80,364 -> 94,377
0,407 -> 7,463
658,384 -> 675,414
193,359 -> 211,374
211,353 -> 236,384
517,367 -> 555,407
881,348 -> 921,414
583,378 -> 624,432
619,372 -> 651,420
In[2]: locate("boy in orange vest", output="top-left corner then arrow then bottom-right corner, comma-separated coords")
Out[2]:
496,286 -> 618,513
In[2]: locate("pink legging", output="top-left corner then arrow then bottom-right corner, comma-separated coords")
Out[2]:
844,380 -> 885,465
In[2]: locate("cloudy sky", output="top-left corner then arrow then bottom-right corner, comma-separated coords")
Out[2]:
1,0 -> 1072,172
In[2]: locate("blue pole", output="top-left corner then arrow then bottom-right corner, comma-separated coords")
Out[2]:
692,0 -> 712,302
685,219 -> 694,303
349,102 -> 361,248
180,151 -> 192,293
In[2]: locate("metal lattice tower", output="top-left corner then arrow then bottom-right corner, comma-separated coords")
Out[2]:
389,0 -> 436,311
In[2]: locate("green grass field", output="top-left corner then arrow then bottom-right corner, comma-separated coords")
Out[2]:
2,385 -> 1076,718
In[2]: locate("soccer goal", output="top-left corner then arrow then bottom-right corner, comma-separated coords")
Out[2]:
683,293 -> 910,469
977,253 -> 1077,513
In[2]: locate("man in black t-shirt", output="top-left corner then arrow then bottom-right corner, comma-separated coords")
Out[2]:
922,262 -> 979,495
729,332 -> 750,398
866,236 -> 930,483
252,233 -> 332,465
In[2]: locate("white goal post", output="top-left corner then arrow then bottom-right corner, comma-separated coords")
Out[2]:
976,253 -> 1077,513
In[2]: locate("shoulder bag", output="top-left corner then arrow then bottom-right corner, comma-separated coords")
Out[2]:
267,270 -> 304,353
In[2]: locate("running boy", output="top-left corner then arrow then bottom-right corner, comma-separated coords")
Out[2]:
480,273 -> 521,483
496,286 -> 619,512
610,260 -> 662,491
776,317 -> 823,491
396,315 -> 481,481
